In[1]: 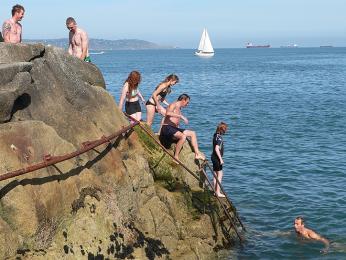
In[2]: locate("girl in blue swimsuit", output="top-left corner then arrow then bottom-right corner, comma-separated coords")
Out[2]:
119,71 -> 146,121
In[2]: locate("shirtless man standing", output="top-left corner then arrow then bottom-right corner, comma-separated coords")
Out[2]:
160,94 -> 205,161
2,4 -> 25,43
66,17 -> 91,62
294,216 -> 330,253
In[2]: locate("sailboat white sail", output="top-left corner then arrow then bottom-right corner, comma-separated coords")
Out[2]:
195,28 -> 214,57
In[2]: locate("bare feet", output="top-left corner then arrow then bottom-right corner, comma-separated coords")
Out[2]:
216,193 -> 226,198
173,157 -> 180,164
195,153 -> 205,160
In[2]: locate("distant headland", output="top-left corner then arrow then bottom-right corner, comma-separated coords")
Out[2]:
24,38 -> 174,50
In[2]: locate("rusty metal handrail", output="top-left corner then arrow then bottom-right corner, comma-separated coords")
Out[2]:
0,122 -> 139,182
124,113 -> 244,243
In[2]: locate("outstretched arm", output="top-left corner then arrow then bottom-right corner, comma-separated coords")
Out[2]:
165,103 -> 188,124
152,84 -> 166,112
308,230 -> 330,253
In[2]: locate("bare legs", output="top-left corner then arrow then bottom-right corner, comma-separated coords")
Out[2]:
131,112 -> 142,121
173,131 -> 186,161
183,130 -> 205,160
172,130 -> 205,161
146,105 -> 156,126
157,109 -> 166,135
146,104 -> 167,134
213,170 -> 225,197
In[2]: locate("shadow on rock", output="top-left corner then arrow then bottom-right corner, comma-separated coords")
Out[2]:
0,134 -> 125,199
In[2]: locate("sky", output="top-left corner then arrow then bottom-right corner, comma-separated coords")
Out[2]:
1,0 -> 346,48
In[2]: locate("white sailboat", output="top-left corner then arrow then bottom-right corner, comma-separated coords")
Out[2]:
195,28 -> 214,57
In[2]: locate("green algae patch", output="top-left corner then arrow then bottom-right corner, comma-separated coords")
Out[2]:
134,125 -> 159,153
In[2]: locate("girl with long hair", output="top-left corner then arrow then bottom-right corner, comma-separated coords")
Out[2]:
119,71 -> 145,121
145,74 -> 179,128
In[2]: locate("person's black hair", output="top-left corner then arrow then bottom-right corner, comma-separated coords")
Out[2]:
12,4 -> 25,16
177,93 -> 190,101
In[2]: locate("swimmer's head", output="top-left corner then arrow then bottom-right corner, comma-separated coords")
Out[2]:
294,216 -> 304,232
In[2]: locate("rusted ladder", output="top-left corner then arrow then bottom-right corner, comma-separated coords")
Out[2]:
199,160 -> 245,244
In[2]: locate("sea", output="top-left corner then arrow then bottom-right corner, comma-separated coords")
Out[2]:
91,48 -> 346,259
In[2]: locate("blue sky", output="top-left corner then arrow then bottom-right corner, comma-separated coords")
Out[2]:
1,0 -> 345,48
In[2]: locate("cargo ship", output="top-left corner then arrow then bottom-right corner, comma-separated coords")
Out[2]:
246,43 -> 270,48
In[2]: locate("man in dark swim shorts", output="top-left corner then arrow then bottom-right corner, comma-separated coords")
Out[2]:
160,94 -> 205,162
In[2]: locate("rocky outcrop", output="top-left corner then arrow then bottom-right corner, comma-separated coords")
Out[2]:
0,43 -> 237,259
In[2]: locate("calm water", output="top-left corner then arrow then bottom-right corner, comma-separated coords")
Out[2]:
92,48 -> 346,259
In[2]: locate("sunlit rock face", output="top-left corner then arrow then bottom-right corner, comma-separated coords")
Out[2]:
0,43 -> 237,259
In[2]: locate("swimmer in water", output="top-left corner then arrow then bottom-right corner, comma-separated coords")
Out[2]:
294,216 -> 330,253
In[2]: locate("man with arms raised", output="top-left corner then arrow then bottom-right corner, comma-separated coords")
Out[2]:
294,216 -> 330,253
66,17 -> 91,62
160,94 -> 205,162
2,4 -> 25,43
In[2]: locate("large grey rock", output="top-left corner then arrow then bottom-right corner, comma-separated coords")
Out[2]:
0,62 -> 32,85
0,71 -> 32,122
0,43 -> 44,63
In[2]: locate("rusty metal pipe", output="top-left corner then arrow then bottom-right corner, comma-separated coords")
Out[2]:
0,122 -> 139,182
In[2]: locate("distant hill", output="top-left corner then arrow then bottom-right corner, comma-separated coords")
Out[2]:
24,38 -> 173,50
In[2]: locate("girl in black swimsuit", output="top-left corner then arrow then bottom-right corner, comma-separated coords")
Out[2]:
211,122 -> 228,197
119,71 -> 145,121
146,74 -> 179,128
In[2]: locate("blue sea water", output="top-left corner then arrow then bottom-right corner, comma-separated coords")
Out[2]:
92,48 -> 346,259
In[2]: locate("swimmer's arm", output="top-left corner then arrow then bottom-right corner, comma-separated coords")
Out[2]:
118,83 -> 128,110
80,31 -> 88,60
309,230 -> 330,252
2,22 -> 11,42
214,145 -> 224,164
